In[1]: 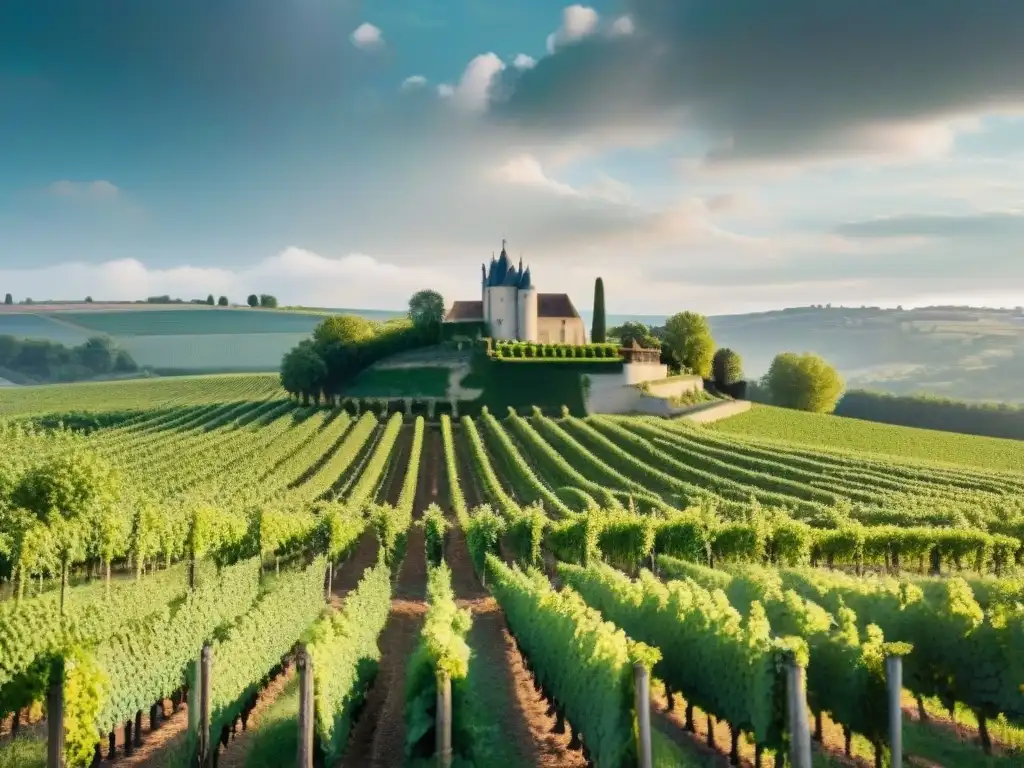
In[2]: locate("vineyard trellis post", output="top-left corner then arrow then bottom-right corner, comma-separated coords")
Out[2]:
297,646 -> 314,768
785,658 -> 812,768
633,662 -> 653,768
436,672 -> 453,768
886,655 -> 903,768
196,643 -> 213,768
46,657 -> 64,768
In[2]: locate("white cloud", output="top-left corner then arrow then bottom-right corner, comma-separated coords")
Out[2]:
489,154 -> 580,196
609,16 -> 634,36
402,75 -> 428,90
350,23 -> 383,51
0,249 -> 452,310
512,54 -> 537,70
546,5 -> 600,54
47,180 -> 120,200
437,84 -> 455,98
446,53 -> 505,112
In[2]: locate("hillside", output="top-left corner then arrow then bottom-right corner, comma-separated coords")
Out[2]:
2,304 -> 1023,403
706,305 -> 1024,403
2,374 -> 1022,768
711,402 -> 1024,472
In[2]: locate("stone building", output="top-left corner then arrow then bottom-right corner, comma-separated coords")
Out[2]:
443,241 -> 587,344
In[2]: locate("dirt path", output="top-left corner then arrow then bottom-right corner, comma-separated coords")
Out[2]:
339,425 -> 429,768
446,516 -> 587,767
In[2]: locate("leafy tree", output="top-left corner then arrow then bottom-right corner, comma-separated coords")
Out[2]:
217,295 -> 229,307
407,289 -> 445,338
206,294 -> 215,306
763,352 -> 844,413
313,315 -> 377,348
712,348 -> 744,386
84,296 -> 93,303
609,321 -> 659,349
663,311 -> 715,377
77,336 -> 118,375
259,294 -> 278,308
3,293 -> 12,305
280,340 -> 328,404
247,294 -> 259,307
11,447 -> 121,611
591,277 -> 606,343
113,349 -> 137,372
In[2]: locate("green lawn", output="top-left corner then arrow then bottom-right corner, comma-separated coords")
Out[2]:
711,403 -> 1024,472
0,373 -> 283,416
0,735 -> 45,768
346,366 -> 451,398
242,675 -> 301,768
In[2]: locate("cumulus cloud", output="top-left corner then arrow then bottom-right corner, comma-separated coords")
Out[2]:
512,54 -> 537,71
402,75 -> 427,90
350,23 -> 383,51
0,249 -> 452,310
546,5 -> 600,54
48,180 -> 120,200
439,53 -> 505,112
492,0 -> 1024,166
609,16 -> 634,36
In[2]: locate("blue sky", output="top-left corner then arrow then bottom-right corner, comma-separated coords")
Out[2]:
2,0 -> 1023,314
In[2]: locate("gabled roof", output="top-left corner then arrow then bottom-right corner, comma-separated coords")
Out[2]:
444,300 -> 484,322
538,293 -> 580,319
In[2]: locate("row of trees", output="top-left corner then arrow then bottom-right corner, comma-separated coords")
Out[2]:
0,335 -> 137,383
279,290 -> 444,403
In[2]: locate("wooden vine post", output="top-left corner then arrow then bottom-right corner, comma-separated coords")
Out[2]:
785,655 -> 812,768
884,643 -> 911,768
297,646 -> 314,768
195,643 -> 213,768
46,657 -> 65,768
436,672 -> 453,768
633,662 -> 653,768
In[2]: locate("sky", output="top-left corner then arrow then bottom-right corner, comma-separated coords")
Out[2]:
2,0 -> 1024,316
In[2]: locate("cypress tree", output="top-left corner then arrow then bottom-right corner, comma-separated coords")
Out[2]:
591,277 -> 606,343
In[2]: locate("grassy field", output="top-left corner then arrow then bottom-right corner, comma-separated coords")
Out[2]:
0,308 -> 326,373
346,366 -> 451,398
712,403 -> 1024,472
0,372 -> 283,416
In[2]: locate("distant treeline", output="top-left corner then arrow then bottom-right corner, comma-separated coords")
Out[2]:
835,390 -> 1024,441
0,335 -> 138,383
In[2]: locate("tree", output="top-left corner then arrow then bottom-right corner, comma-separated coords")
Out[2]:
77,336 -> 118,375
591,277 -> 606,343
3,293 -> 12,305
84,296 -> 93,303
407,289 -> 445,336
763,352 -> 844,413
259,294 -> 278,308
205,294 -> 215,305
663,311 -> 715,378
313,315 -> 377,348
609,321 -> 660,349
217,295 -> 229,307
247,294 -> 259,307
712,348 -> 744,386
280,340 -> 328,404
12,447 -> 121,610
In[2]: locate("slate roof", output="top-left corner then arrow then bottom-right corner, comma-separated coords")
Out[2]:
538,293 -> 580,319
444,300 -> 484,322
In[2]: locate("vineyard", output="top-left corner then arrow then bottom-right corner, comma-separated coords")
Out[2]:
0,374 -> 1022,768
